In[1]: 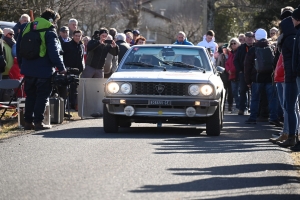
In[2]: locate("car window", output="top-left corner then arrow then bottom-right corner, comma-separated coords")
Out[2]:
120,46 -> 212,71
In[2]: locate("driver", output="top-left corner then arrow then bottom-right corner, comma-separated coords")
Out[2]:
182,55 -> 195,65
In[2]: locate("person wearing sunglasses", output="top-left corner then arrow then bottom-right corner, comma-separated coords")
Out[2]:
1,28 -> 16,79
225,38 -> 241,113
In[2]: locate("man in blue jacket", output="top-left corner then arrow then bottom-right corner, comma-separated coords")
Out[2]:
173,31 -> 193,45
18,9 -> 66,131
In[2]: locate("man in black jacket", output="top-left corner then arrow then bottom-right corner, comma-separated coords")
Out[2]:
58,26 -> 71,44
244,28 -> 279,125
81,28 -> 119,78
289,6 -> 300,151
233,31 -> 255,115
62,29 -> 85,111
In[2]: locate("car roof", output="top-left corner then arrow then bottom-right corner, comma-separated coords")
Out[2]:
0,21 -> 16,30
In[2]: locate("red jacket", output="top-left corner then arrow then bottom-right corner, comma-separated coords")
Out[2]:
274,53 -> 284,83
225,50 -> 237,80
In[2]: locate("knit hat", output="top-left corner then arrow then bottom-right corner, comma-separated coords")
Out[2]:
222,43 -> 228,49
281,10 -> 293,20
292,5 -> 300,21
255,28 -> 267,40
99,29 -> 108,35
3,28 -> 14,36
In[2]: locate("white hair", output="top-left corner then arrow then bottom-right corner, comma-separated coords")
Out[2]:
20,14 -> 30,22
116,33 -> 126,41
68,18 -> 78,25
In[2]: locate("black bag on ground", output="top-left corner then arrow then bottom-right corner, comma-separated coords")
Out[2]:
254,46 -> 274,73
19,23 -> 50,60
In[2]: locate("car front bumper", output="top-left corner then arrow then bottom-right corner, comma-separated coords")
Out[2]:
102,97 -> 219,117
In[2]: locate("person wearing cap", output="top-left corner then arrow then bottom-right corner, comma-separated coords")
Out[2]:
173,31 -> 193,45
244,28 -> 279,126
233,31 -> 255,115
287,5 -> 300,150
216,43 -> 233,111
82,28 -> 119,78
132,30 -> 140,45
59,26 -> 71,44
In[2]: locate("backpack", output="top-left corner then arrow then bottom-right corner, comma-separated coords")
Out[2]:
20,22 -> 51,60
254,46 -> 274,73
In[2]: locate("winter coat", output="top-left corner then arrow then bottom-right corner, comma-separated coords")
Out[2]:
292,24 -> 300,77
62,39 -> 85,74
233,43 -> 253,78
85,39 -> 119,69
18,22 -> 66,78
173,38 -> 194,45
280,16 -> 297,82
216,53 -> 229,84
244,39 -> 273,85
2,41 -> 13,75
225,50 -> 237,80
274,53 -> 284,83
116,40 -> 130,64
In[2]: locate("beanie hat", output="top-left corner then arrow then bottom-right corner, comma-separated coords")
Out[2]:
99,29 -> 108,35
281,10 -> 293,20
255,28 -> 267,40
292,6 -> 300,21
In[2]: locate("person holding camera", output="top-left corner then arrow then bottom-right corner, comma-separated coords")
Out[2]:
17,9 -> 66,131
81,28 -> 119,78
62,29 -> 85,112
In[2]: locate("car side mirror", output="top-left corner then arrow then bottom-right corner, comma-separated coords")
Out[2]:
216,66 -> 225,75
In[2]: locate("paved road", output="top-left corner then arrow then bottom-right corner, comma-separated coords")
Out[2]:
1,112 -> 300,200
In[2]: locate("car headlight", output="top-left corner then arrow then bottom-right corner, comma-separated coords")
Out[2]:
200,84 -> 213,96
107,82 -> 120,94
188,84 -> 200,96
120,83 -> 132,94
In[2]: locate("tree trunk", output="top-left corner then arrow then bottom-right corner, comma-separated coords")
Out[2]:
207,0 -> 216,30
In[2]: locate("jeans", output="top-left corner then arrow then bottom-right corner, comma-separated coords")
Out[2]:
231,80 -> 240,109
239,72 -> 248,111
24,76 -> 52,123
284,82 -> 298,135
276,83 -> 288,133
249,82 -> 278,121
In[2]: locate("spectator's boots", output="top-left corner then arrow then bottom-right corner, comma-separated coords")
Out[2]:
24,122 -> 35,130
34,122 -> 51,131
238,110 -> 244,115
269,133 -> 288,144
228,104 -> 232,112
290,141 -> 300,151
277,135 -> 297,147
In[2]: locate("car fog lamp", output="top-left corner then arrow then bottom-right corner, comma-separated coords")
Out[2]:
124,106 -> 135,116
188,84 -> 200,96
186,107 -> 196,117
200,85 -> 213,96
107,82 -> 119,94
120,83 -> 132,94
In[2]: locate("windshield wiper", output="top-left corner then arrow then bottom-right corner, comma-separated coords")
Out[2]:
165,61 -> 205,72
124,61 -> 155,68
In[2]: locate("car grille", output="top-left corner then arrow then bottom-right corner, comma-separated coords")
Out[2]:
133,82 -> 189,96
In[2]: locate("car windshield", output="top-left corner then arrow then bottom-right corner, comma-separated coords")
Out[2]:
120,46 -> 212,71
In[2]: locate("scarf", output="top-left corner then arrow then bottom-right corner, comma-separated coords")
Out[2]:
3,36 -> 16,48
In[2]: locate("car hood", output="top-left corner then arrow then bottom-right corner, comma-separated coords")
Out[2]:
109,71 -> 214,83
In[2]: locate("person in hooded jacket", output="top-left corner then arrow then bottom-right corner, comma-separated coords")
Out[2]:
197,30 -> 218,61
270,16 -> 297,145
173,31 -> 193,45
244,28 -> 279,125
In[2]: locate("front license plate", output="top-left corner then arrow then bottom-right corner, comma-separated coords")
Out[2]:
149,100 -> 171,105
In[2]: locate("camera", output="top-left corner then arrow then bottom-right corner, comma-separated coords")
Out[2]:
52,68 -> 79,87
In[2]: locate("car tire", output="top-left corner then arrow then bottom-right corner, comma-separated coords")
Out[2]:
103,104 -> 119,133
206,104 -> 222,136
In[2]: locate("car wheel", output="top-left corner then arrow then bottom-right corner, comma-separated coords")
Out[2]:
119,120 -> 132,128
103,104 -> 119,133
206,104 -> 222,136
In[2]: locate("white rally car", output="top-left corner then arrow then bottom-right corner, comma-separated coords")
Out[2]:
102,45 -> 225,136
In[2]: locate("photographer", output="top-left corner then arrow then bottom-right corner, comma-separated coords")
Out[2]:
62,29 -> 84,111
81,28 -> 119,78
